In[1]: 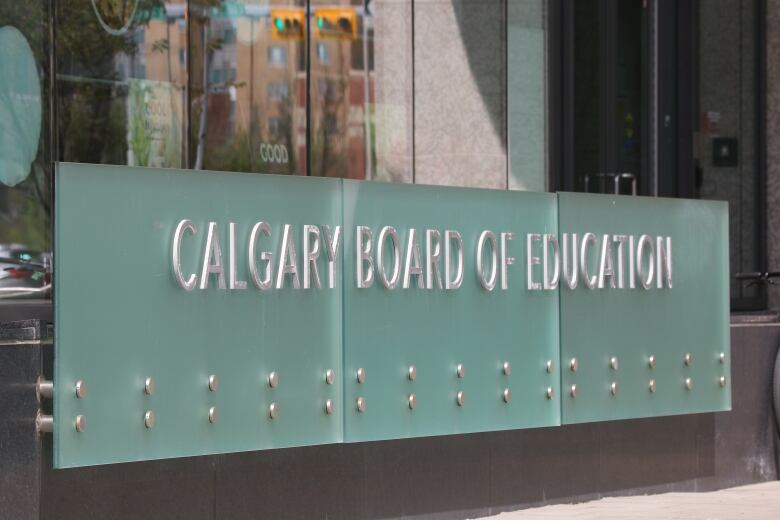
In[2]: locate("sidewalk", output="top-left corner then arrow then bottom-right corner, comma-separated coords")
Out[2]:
480,481 -> 780,519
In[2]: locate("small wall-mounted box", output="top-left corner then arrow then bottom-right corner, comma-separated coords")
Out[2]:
713,137 -> 738,167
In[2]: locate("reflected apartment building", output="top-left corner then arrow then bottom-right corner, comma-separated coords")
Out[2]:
58,1 -> 379,180
188,1 -> 376,179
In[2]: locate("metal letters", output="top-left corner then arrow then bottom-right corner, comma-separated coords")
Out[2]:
173,224 -> 675,293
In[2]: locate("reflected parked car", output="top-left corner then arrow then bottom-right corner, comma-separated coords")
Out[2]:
0,243 -> 50,299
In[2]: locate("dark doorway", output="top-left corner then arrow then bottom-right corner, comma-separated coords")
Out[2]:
551,0 -> 766,310
559,0 -> 649,196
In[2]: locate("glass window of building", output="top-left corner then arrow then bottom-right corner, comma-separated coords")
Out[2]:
56,0 -> 188,170
0,0 -> 770,314
308,0 -> 413,182
188,0 -> 306,175
0,2 -> 52,305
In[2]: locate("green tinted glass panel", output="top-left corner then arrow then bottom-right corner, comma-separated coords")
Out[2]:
53,165 -> 731,467
54,163 -> 342,468
342,181 -> 560,442
557,193 -> 731,424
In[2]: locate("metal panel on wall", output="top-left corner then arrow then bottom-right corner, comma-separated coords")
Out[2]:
54,163 -> 342,468
557,193 -> 731,424
342,181 -> 561,442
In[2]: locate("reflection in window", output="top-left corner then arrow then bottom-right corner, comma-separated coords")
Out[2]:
318,78 -> 341,102
189,0 -> 306,175
309,0 -> 413,182
56,0 -> 188,169
268,117 -> 284,139
0,2 -> 52,304
268,46 -> 287,67
323,113 -> 338,136
316,42 -> 329,64
52,0 -> 417,181
267,82 -> 290,101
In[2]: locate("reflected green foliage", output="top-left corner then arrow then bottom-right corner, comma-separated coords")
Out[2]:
60,85 -> 127,165
203,128 -> 297,176
57,0 -> 170,165
128,82 -> 153,166
0,167 -> 48,251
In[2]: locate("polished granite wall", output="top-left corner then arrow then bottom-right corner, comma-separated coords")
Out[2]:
698,0 -> 758,302
413,0 -> 508,189
372,0 -> 414,184
508,0 -> 546,191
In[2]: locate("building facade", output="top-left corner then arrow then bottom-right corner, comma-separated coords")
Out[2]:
1,1 -> 779,518
0,0 -> 774,315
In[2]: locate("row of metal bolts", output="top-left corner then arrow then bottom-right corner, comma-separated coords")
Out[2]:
567,352 -> 728,398
55,362 -> 541,431
42,352 -> 728,433
354,361 -> 553,412
57,369 -> 338,432
568,352 -> 726,373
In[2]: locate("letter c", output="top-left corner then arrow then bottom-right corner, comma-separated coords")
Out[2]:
172,219 -> 198,290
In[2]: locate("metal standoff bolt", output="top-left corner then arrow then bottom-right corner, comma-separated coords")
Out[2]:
648,355 -> 656,369
356,397 -> 366,413
503,361 -> 512,376
325,399 -> 335,415
684,353 -> 693,367
144,377 -> 155,396
356,368 -> 366,384
208,374 -> 218,392
408,394 -> 417,410
546,360 -> 554,373
144,410 -> 155,429
456,364 -> 466,379
719,376 -> 727,388
75,415 -> 87,433
456,391 -> 466,406
685,377 -> 694,390
75,380 -> 87,399
649,379 -> 656,393
502,388 -> 512,403
268,371 -> 279,389
610,382 -> 619,396
36,376 -> 53,401
609,357 -> 619,370
208,406 -> 218,424
546,387 -> 554,400
325,369 -> 335,385
719,352 -> 726,364
35,412 -> 53,434
570,384 -> 578,398
569,358 -> 578,372
408,365 -> 417,381
269,402 -> 278,419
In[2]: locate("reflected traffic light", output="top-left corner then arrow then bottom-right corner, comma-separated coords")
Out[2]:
271,7 -> 305,40
313,8 -> 357,40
